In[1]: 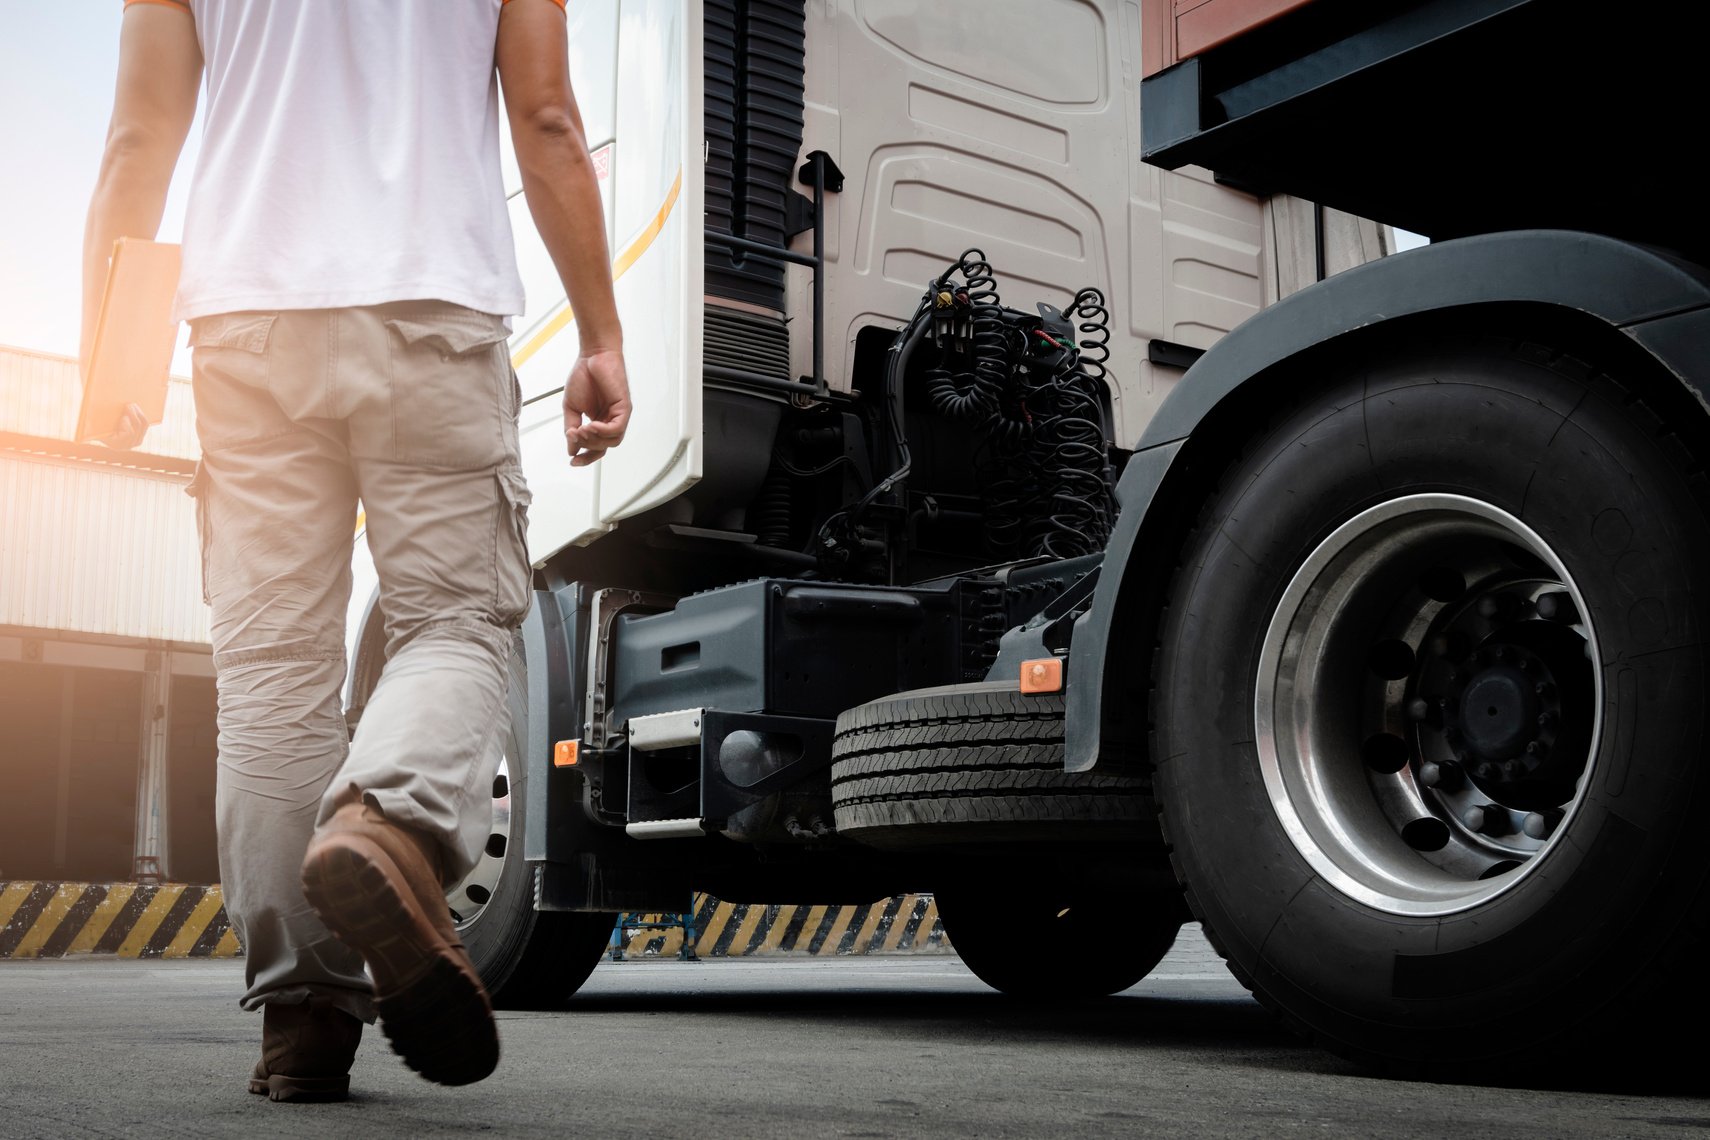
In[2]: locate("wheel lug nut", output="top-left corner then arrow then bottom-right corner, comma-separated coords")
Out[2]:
1526,740 -> 1546,757
1407,697 -> 1433,722
1493,646 -> 1509,662
1474,761 -> 1496,780
1534,681 -> 1555,698
1535,591 -> 1579,624
1537,712 -> 1555,730
1523,810 -> 1563,840
1463,804 -> 1514,836
1418,760 -> 1465,791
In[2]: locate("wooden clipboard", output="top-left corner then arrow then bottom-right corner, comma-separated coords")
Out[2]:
76,238 -> 181,443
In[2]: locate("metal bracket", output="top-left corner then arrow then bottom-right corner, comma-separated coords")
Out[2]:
700,710 -> 837,823
798,150 -> 844,193
585,587 -> 676,750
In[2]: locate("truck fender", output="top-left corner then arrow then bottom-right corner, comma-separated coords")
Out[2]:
519,584 -> 581,863
1066,229 -> 1710,772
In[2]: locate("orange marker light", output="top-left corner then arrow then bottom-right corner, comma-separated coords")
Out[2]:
1019,658 -> 1063,694
553,740 -> 580,768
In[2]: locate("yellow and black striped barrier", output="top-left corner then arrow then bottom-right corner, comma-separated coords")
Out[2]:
1,883 -> 949,961
0,882 -> 240,960
611,893 -> 952,959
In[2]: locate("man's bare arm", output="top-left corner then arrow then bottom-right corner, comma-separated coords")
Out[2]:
497,0 -> 632,467
81,4 -> 201,447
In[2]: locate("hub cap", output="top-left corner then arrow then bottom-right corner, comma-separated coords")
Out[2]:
445,755 -> 511,929
1254,494 -> 1601,916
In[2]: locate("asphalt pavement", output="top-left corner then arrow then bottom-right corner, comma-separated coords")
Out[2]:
1,926 -> 1705,1138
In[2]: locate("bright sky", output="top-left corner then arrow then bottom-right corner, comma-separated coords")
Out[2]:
0,4 -> 203,373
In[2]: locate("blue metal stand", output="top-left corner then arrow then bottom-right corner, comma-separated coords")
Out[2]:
609,898 -> 700,962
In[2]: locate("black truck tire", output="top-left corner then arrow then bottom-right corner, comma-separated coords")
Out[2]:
446,638 -> 615,1009
936,880 -> 1182,998
1152,338 -> 1710,1078
830,682 -> 1148,849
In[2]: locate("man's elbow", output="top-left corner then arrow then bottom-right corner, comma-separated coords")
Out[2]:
98,122 -> 179,181
515,105 -> 583,149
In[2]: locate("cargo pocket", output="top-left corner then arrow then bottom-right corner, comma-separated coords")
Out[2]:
185,463 -> 213,606
187,313 -> 284,451
383,305 -> 512,469
495,464 -> 533,626
188,312 -> 276,355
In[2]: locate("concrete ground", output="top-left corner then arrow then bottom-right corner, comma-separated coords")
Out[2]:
1,927 -> 1704,1139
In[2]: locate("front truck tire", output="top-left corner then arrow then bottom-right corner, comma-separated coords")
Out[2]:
934,878 -> 1182,999
833,684 -> 1183,997
444,636 -> 615,1009
1153,338 -> 1710,1077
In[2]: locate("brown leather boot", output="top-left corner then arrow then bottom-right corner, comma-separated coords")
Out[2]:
247,997 -> 362,1102
300,801 -> 499,1086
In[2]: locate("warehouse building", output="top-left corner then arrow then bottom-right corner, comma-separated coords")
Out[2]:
0,344 -> 217,883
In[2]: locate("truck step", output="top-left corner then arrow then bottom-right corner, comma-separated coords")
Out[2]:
628,709 -> 704,752
625,818 -> 708,840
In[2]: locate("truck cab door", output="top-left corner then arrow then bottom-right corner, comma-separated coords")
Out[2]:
501,0 -> 704,564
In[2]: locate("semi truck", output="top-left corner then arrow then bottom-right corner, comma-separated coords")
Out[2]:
342,0 -> 1710,1077
345,0 -> 1379,1005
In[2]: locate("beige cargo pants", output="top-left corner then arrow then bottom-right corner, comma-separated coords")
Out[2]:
187,302 -> 531,1020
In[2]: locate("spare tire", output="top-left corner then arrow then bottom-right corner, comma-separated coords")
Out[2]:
830,681 -> 1148,849
936,877 -> 1184,999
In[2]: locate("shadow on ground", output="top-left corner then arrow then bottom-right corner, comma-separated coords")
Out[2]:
549,985 -> 1710,1099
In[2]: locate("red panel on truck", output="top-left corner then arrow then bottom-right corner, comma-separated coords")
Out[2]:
1143,0 -> 1316,76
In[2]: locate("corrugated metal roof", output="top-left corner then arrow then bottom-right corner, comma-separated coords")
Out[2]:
0,454 -> 208,645
0,344 -> 198,461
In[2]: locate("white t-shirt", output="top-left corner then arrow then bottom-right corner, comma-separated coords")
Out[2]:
134,0 -> 558,322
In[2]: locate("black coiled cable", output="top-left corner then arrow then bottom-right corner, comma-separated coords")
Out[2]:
910,254 -> 1119,561
751,463 -> 794,548
1020,286 -> 1116,558
927,251 -> 1010,422
976,437 -> 1029,559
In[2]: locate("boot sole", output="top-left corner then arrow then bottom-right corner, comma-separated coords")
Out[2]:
301,835 -> 498,1086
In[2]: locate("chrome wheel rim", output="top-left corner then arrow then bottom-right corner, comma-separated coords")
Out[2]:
446,754 -> 512,929
1255,494 -> 1601,916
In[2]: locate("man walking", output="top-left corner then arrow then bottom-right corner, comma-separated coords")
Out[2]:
82,0 -> 631,1099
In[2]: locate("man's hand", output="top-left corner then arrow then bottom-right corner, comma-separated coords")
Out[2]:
97,402 -> 152,451
563,350 -> 632,467
498,0 -> 632,468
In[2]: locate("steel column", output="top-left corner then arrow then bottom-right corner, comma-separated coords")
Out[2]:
131,650 -> 171,883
